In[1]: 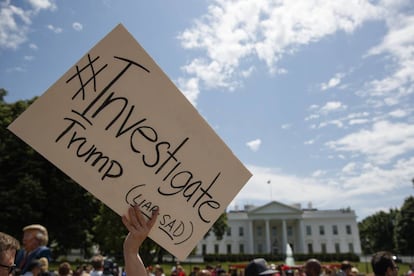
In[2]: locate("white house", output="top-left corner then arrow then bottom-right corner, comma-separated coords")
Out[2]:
196,201 -> 362,256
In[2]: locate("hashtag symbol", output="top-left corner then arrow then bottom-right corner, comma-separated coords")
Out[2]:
66,54 -> 108,100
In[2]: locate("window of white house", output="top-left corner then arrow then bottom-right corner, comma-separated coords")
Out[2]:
239,227 -> 244,236
332,225 -> 338,235
319,225 -> 325,235
306,225 -> 312,235
346,225 -> 352,235
321,243 -> 327,253
272,226 -> 277,237
335,243 -> 340,253
257,226 -> 263,237
307,243 -> 313,254
287,226 -> 293,236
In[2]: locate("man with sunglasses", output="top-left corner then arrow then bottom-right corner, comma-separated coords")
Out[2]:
371,251 -> 399,276
0,232 -> 20,276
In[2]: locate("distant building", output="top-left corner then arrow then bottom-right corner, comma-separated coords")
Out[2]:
196,201 -> 362,256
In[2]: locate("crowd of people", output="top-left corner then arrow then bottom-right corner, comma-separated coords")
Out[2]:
0,205 -> 411,276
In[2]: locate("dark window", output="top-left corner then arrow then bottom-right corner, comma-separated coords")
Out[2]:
319,225 -> 325,235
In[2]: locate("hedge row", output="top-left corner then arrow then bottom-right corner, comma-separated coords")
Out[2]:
203,252 -> 360,263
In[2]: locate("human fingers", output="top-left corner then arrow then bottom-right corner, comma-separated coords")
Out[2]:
133,204 -> 147,227
147,207 -> 159,230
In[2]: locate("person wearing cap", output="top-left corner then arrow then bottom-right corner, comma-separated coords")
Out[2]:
336,261 -> 352,276
244,258 -> 277,276
15,224 -> 51,274
0,232 -> 20,276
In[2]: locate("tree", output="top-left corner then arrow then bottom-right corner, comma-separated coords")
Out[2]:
358,209 -> 398,253
394,196 -> 414,254
0,90 -> 100,257
212,212 -> 228,240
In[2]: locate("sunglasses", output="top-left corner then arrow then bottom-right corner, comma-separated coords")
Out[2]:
0,264 -> 16,274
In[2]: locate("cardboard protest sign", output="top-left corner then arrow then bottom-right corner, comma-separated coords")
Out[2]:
8,24 -> 252,260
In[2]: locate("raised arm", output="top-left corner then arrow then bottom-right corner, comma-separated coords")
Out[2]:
122,205 -> 159,276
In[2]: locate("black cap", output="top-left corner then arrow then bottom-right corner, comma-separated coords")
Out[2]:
245,258 -> 277,276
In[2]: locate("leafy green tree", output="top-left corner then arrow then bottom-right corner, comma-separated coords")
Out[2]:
358,209 -> 398,253
92,203 -> 126,257
212,212 -> 228,240
0,90 -> 100,257
394,196 -> 414,254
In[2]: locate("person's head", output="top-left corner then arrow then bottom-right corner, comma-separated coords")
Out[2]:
350,267 -> 359,276
90,255 -> 104,271
154,265 -> 164,276
0,232 -> 20,276
27,259 -> 42,276
197,270 -> 212,276
244,258 -> 277,276
58,262 -> 72,276
304,258 -> 321,276
22,225 -> 48,252
38,257 -> 49,273
340,261 -> 352,276
371,251 -> 398,276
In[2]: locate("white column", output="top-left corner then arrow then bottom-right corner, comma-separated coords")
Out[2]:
248,220 -> 254,253
282,219 -> 287,254
298,219 -> 305,253
265,219 -> 271,253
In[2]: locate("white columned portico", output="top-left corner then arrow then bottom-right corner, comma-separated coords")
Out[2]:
281,219 -> 287,254
265,219 -> 270,253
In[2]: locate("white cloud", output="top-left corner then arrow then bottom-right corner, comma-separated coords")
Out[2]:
320,101 -> 347,114
304,139 -> 314,145
47,24 -> 62,33
312,170 -> 326,177
389,109 -> 408,118
362,13 -> 414,105
29,43 -> 38,50
342,162 -> 356,174
0,0 -> 56,49
281,123 -> 291,129
178,0 -> 383,104
327,120 -> 414,164
176,77 -> 200,106
246,139 -> 262,152
348,119 -> 369,125
72,22 -> 83,31
28,0 -> 56,11
321,73 -> 344,91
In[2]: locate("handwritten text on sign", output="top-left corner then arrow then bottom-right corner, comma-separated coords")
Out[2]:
8,24 -> 252,260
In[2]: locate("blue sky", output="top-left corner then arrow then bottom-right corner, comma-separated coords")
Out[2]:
1,0 -> 413,221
